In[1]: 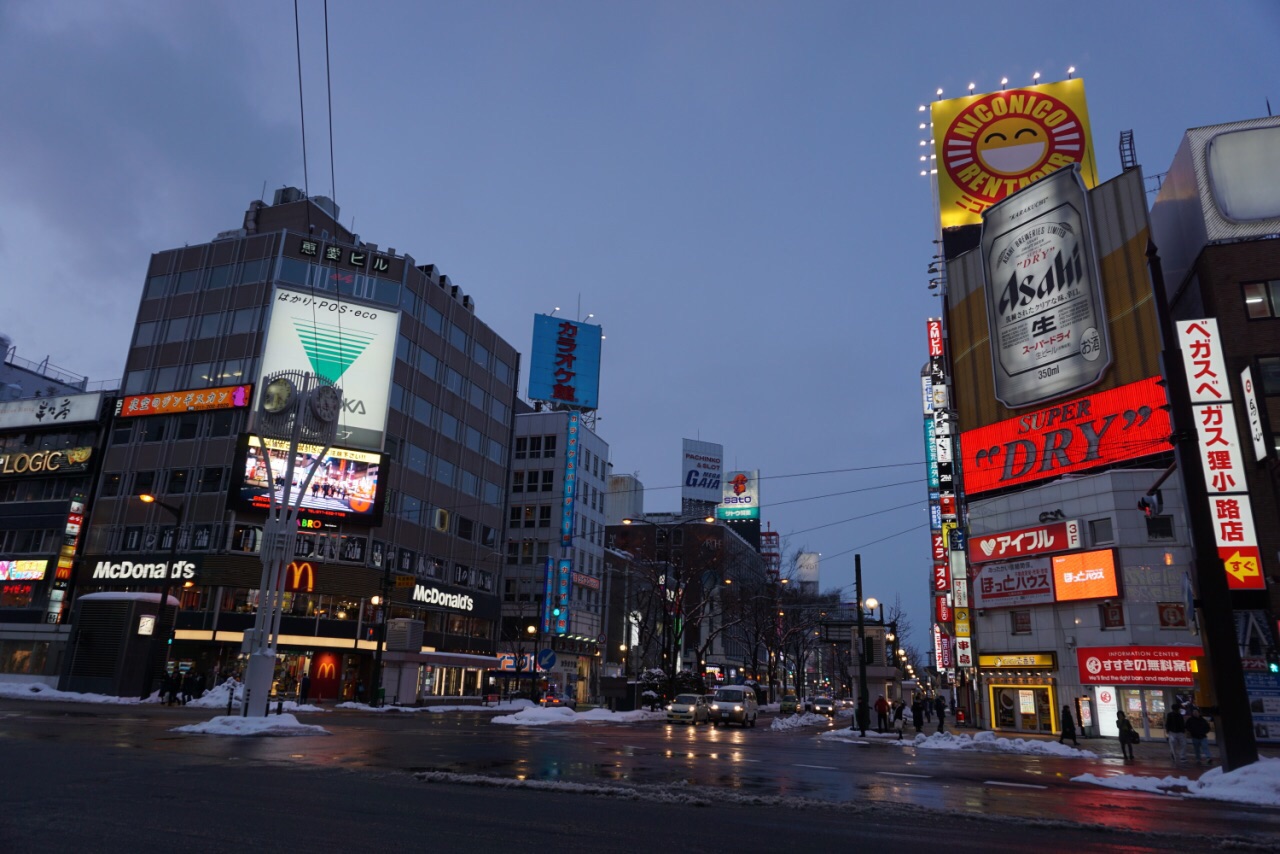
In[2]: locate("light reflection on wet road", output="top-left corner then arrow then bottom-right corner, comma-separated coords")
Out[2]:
3,701 -> 1277,840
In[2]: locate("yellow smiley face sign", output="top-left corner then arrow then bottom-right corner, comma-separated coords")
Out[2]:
932,78 -> 1098,228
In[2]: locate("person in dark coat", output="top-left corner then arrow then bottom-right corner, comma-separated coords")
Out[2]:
1059,704 -> 1079,746
911,697 -> 925,733
1117,712 -> 1137,762
1186,706 -> 1212,765
163,671 -> 180,706
892,701 -> 907,740
934,695 -> 947,733
299,673 -> 312,705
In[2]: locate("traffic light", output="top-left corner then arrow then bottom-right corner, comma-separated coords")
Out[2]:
1267,648 -> 1280,674
1138,490 -> 1163,518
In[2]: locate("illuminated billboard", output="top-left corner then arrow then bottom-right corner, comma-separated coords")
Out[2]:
1052,549 -> 1119,601
973,557 -> 1055,609
118,384 -> 252,417
228,434 -> 387,525
959,376 -> 1172,495
932,79 -> 1098,229
717,470 -> 760,520
682,439 -> 724,505
0,559 -> 48,581
980,166 -> 1111,408
528,315 -> 603,410
257,287 -> 399,451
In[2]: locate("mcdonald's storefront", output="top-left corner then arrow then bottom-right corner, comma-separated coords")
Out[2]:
74,552 -> 500,702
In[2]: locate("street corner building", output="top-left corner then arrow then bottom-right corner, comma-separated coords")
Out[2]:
54,188 -> 521,704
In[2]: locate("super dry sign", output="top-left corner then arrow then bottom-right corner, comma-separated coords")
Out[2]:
960,376 -> 1171,495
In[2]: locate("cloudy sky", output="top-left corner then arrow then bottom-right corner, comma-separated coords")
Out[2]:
3,1 -> 1277,645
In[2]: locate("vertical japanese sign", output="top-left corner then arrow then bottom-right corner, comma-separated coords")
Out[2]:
540,557 -> 556,633
560,411 -> 581,548
1177,319 -> 1265,590
529,315 -> 603,410
553,559 -> 572,636
1241,367 -> 1268,462
980,165 -> 1112,408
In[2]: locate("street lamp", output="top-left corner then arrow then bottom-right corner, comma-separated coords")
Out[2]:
527,624 -> 539,701
137,494 -> 184,701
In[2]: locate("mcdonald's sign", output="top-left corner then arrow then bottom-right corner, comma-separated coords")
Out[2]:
285,561 -> 315,593
315,660 -> 337,680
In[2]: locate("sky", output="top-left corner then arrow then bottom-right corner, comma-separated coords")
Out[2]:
2,1 -> 1278,648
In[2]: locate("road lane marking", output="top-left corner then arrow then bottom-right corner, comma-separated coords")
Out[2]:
793,764 -> 837,770
878,772 -> 931,779
984,780 -> 1048,789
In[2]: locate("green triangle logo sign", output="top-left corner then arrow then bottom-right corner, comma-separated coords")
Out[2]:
292,319 -> 376,382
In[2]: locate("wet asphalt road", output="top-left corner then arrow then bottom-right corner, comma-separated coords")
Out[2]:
1,699 -> 1277,852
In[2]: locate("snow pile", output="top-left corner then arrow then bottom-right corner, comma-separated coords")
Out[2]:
0,681 -> 143,705
491,706 -> 666,726
817,727 -> 906,744
1073,756 -> 1280,807
187,679 -> 242,709
771,713 -> 836,732
172,713 -> 330,737
908,730 -> 1098,758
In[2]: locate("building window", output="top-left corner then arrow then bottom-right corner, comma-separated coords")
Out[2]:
101,472 -> 123,497
138,417 -> 167,443
166,469 -> 189,494
1258,356 -> 1280,397
515,437 -> 527,460
1089,517 -> 1114,545
1146,515 -> 1175,541
199,467 -> 224,493
133,471 -> 156,496
538,506 -> 552,528
209,409 -> 237,437
454,564 -> 472,586
1158,602 -> 1188,629
457,517 -> 474,541
1010,610 -> 1031,635
1243,280 -> 1280,319
175,414 -> 199,441
540,470 -> 554,492
512,471 -> 525,493
543,435 -> 557,458
527,436 -> 542,458
1100,602 -> 1125,629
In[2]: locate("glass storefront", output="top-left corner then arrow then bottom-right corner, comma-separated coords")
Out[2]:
989,682 -> 1058,733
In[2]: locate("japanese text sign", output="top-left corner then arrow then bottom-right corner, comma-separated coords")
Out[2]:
529,315 -> 603,410
119,384 -> 252,417
560,411 -> 581,548
972,520 -> 1081,563
927,318 -> 945,358
1077,646 -> 1203,687
1210,494 -> 1264,589
1176,319 -> 1230,403
1193,404 -> 1248,494
973,557 -> 1055,609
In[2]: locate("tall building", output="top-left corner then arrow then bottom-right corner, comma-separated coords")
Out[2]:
68,189 -> 520,702
0,340 -> 116,685
501,408 -> 610,703
1150,115 -> 1280,740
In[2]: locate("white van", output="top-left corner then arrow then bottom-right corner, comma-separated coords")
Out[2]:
709,685 -> 758,727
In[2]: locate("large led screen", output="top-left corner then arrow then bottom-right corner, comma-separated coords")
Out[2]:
1052,549 -> 1119,602
228,434 -> 386,525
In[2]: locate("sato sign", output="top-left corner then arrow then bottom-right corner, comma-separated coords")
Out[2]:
974,557 -> 1055,609
529,314 -> 604,410
960,376 -> 1171,495
971,519 -> 1081,563
1077,646 -> 1203,688
717,470 -> 761,520
258,287 -> 399,452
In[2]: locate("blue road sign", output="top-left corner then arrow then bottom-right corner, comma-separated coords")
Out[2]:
537,648 -> 557,670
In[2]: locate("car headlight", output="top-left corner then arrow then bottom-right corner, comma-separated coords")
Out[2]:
666,704 -> 673,711
710,704 -> 720,711
734,705 -> 743,712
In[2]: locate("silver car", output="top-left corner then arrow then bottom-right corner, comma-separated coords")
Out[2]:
666,693 -> 709,725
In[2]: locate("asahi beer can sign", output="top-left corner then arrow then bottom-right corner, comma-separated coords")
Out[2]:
981,165 -> 1111,408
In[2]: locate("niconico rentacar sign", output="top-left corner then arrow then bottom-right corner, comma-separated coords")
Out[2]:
932,79 -> 1098,229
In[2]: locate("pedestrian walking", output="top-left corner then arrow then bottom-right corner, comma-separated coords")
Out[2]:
1117,712 -> 1137,762
300,673 -> 311,705
1165,701 -> 1187,763
934,695 -> 947,733
892,701 -> 907,740
163,671 -> 180,707
874,695 -> 890,732
923,696 -> 933,722
911,697 -> 925,734
1059,704 -> 1079,746
1186,706 -> 1212,764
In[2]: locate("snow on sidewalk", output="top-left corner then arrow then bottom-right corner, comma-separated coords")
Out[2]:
335,698 -> 536,713
172,713 -> 330,737
0,681 -> 145,705
771,712 -> 838,731
819,727 -> 1097,757
1073,756 -> 1280,807
491,706 -> 667,726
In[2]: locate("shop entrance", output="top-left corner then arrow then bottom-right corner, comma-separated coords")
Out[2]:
1118,688 -> 1169,739
990,684 -> 1057,733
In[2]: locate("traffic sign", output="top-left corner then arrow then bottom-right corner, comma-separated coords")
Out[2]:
537,648 -> 557,670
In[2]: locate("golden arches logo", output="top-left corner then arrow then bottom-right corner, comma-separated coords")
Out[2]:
315,660 -> 336,680
286,561 -> 314,592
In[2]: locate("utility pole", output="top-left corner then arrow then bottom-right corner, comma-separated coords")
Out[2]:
853,554 -> 870,736
1147,242 -> 1258,770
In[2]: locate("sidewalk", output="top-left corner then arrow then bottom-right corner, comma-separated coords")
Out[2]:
938,724 -> 1280,767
